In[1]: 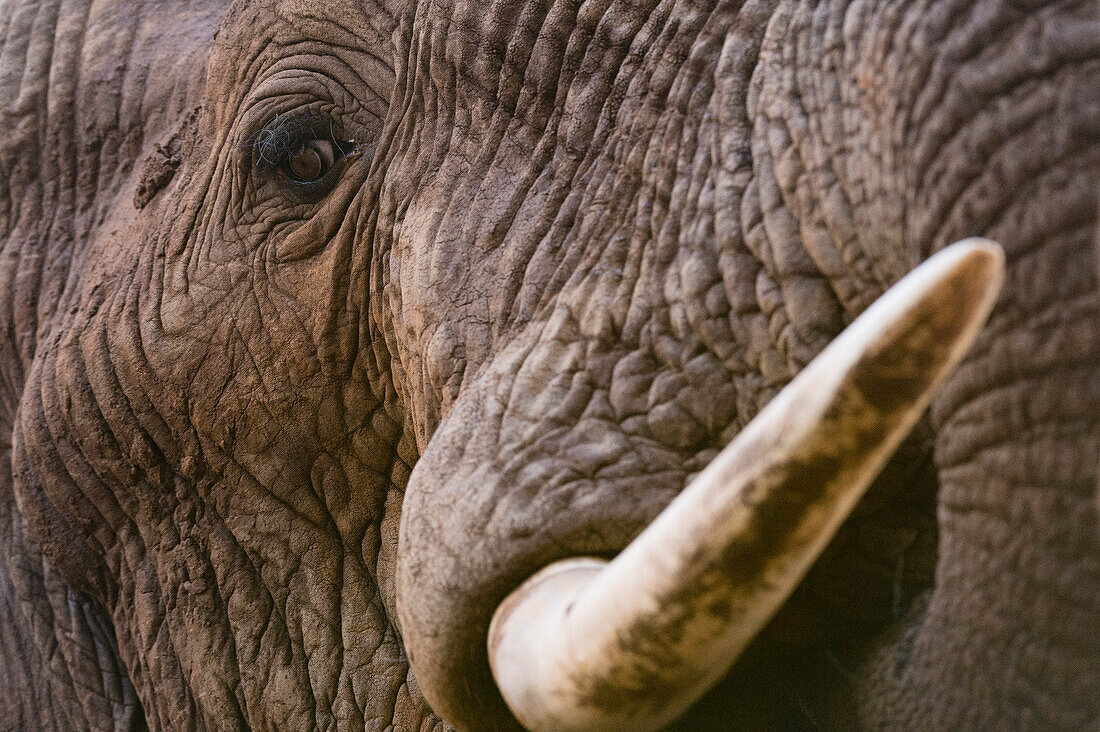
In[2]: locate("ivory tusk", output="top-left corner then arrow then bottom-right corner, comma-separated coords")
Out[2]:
487,239 -> 1005,731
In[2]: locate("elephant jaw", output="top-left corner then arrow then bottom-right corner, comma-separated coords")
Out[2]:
485,239 -> 1005,731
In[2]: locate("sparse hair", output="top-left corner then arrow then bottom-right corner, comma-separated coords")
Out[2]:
244,114 -> 344,165
247,113 -> 306,165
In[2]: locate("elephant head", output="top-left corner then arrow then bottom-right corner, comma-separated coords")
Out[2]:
0,0 -> 1096,729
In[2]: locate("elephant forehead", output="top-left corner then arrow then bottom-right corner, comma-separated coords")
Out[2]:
205,0 -> 398,114
374,2 -> 806,399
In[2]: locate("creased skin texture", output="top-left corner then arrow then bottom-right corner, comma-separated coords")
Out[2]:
0,0 -> 1096,731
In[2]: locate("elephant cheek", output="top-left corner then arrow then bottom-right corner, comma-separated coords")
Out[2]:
9,356 -> 115,604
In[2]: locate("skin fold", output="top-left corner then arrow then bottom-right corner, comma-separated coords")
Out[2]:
0,0 -> 1096,729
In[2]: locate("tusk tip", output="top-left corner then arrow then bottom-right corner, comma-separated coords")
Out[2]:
917,236 -> 1005,298
929,237 -> 1005,314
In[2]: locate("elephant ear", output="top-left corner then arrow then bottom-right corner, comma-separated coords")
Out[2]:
0,0 -> 230,726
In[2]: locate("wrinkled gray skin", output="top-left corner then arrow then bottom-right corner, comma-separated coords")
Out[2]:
0,0 -> 1097,728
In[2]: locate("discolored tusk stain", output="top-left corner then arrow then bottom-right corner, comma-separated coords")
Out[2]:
487,239 -> 1005,731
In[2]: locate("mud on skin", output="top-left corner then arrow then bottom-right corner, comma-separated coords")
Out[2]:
0,0 -> 1097,729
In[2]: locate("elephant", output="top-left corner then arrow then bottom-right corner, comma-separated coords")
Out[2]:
0,0 -> 1097,728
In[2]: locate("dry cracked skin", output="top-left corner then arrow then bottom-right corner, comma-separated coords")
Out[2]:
0,0 -> 1097,729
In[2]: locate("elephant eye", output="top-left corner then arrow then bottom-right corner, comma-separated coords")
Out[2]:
249,114 -> 359,199
284,139 -> 343,182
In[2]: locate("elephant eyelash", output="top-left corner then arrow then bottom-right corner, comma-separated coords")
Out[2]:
244,113 -> 360,201
246,114 -> 357,171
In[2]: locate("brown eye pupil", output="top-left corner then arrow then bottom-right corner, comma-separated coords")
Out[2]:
288,147 -> 323,181
272,133 -> 348,190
